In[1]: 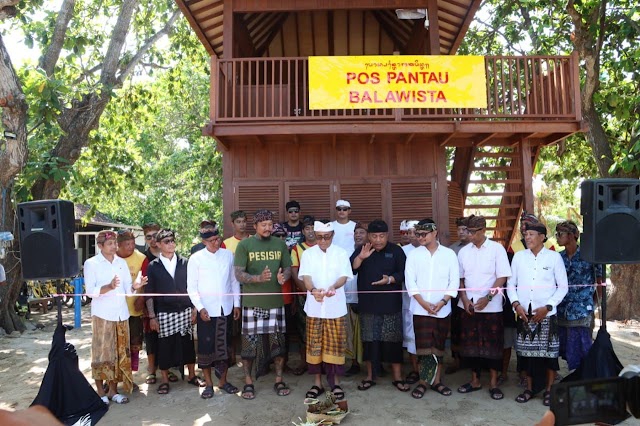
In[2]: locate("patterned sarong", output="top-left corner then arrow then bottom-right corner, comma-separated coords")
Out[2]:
345,304 -> 362,363
241,306 -> 286,379
197,314 -> 231,369
91,316 -> 133,393
157,307 -> 192,339
413,314 -> 449,357
459,311 -> 503,360
306,316 -> 346,365
360,312 -> 403,343
242,306 -> 286,336
515,315 -> 560,358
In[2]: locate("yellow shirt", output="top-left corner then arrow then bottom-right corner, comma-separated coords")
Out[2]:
222,236 -> 247,255
123,249 -> 146,316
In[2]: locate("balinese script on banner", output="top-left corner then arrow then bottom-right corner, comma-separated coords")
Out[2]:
308,55 -> 487,109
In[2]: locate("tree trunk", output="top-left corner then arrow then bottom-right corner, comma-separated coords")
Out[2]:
0,192 -> 26,334
607,264 -> 640,321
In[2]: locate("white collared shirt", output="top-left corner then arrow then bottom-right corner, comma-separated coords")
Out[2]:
507,247 -> 568,316
330,220 -> 356,252
187,247 -> 240,316
159,253 -> 177,278
84,251 -> 132,321
405,244 -> 460,318
298,244 -> 353,319
457,237 -> 511,313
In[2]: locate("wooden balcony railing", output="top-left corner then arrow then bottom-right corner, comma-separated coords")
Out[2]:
212,53 -> 580,123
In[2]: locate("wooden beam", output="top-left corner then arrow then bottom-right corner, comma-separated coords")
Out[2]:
214,136 -> 229,151
255,13 -> 290,57
233,1 -> 431,13
234,14 -> 257,57
519,138 -> 534,214
426,0 -> 440,54
449,0 -> 482,55
476,133 -> 497,147
404,20 -> 427,54
439,132 -> 458,146
371,10 -> 406,53
222,0 -> 234,59
174,0 -> 217,57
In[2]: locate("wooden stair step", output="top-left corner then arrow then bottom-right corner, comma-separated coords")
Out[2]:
466,192 -> 523,197
465,204 -> 521,209
474,152 -> 517,158
471,166 -> 519,172
468,179 -> 522,184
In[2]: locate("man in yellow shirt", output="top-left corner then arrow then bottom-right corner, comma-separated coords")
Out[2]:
116,230 -> 147,377
222,210 -> 250,254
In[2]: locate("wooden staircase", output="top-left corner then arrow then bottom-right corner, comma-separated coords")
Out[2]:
463,146 -> 527,248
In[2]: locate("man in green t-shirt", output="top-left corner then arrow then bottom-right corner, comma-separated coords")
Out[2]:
234,209 -> 292,400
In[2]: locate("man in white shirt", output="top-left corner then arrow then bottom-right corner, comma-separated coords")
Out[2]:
298,221 -> 353,402
331,199 -> 356,251
401,220 -> 420,385
188,220 -> 241,399
456,215 -> 511,400
85,230 -> 142,404
405,219 -> 459,399
507,222 -> 568,406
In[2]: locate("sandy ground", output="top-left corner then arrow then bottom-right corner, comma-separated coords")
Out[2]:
1,305 -> 640,426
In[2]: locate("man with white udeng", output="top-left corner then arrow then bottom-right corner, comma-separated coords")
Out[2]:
298,220 -> 353,401
85,230 -> 144,405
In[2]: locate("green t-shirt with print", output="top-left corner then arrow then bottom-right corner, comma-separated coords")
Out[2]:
234,235 -> 292,309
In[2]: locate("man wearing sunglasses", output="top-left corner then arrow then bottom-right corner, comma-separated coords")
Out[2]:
283,201 -> 304,250
456,215 -> 511,401
146,229 -> 204,395
405,219 -> 460,399
331,199 -> 356,252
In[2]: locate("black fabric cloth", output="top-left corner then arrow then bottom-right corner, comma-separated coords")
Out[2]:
146,255 -> 192,313
144,331 -> 158,357
31,325 -> 108,425
157,332 -> 196,371
563,328 -> 623,382
144,248 -> 158,262
350,242 -> 406,314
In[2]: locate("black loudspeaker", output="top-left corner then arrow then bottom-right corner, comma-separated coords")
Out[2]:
580,179 -> 640,264
18,200 -> 79,279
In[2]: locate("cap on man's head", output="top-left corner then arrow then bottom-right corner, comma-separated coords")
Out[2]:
116,229 -> 135,243
400,220 -> 409,231
254,209 -> 273,223
406,220 -> 419,230
199,220 -> 219,238
314,220 -> 334,232
525,222 -> 547,236
556,220 -> 580,237
415,218 -> 437,232
156,229 -> 175,242
230,210 -> 246,221
286,201 -> 300,211
272,223 -> 286,236
521,211 -> 539,224
97,230 -> 117,244
466,215 -> 486,229
336,200 -> 351,208
367,219 -> 388,233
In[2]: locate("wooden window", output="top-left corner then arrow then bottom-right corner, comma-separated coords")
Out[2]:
235,182 -> 282,227
390,181 -> 434,243
338,182 -> 384,224
285,182 -> 333,222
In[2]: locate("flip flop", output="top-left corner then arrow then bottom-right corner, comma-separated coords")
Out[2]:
412,384 -> 427,399
220,382 -> 239,394
100,395 -> 109,405
168,372 -> 179,382
392,380 -> 410,392
145,374 -> 157,384
201,385 -> 214,399
357,380 -> 376,391
431,382 -> 452,396
457,382 -> 483,393
241,384 -> 255,400
110,393 -> 129,404
489,387 -> 504,400
273,381 -> 290,396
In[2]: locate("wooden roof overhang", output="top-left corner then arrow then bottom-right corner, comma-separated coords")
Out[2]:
175,0 -> 482,58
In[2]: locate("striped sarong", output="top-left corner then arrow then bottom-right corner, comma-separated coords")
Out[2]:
306,316 -> 347,366
413,314 -> 449,357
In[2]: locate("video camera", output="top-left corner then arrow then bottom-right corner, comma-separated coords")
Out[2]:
551,370 -> 640,425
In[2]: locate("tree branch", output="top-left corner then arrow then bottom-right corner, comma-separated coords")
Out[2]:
0,0 -> 20,21
117,9 -> 180,83
39,0 -> 76,76
100,0 -> 138,86
515,0 -> 540,52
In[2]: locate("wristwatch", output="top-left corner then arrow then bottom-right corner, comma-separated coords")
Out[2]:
545,304 -> 553,312
486,293 -> 493,302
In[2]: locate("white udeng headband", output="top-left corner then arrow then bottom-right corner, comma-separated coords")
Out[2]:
314,221 -> 334,232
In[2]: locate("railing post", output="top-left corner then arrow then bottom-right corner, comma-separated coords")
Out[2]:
210,56 -> 218,123
571,50 -> 582,122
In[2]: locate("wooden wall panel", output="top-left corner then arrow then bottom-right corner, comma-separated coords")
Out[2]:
447,181 -> 464,243
286,181 -> 333,221
390,180 -> 434,243
338,182 -> 384,224
235,182 -> 282,227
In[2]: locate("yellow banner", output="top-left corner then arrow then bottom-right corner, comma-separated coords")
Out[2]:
308,55 -> 487,110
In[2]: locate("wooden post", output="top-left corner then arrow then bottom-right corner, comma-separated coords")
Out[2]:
223,1 -> 234,60
435,144 -> 451,245
210,56 -> 218,123
426,0 -> 440,55
520,138 -> 534,214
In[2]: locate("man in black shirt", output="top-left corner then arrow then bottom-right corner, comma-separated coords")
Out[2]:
283,201 -> 304,250
350,219 -> 408,392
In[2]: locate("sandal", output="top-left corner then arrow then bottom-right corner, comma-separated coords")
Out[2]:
145,374 -> 157,385
489,387 -> 504,400
331,385 -> 345,401
273,381 -> 290,396
543,390 -> 551,406
430,382 -> 452,396
220,382 -> 239,394
412,384 -> 427,399
392,380 -> 410,392
110,393 -> 129,404
405,371 -> 420,385
187,376 -> 206,387
168,372 -> 179,383
241,384 -> 255,400
306,385 -> 325,399
201,385 -> 214,399
357,380 -> 376,391
100,395 -> 109,405
457,382 -> 482,393
516,389 -> 534,403
157,383 -> 170,395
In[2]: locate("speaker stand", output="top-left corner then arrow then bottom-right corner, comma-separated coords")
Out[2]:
600,264 -> 607,331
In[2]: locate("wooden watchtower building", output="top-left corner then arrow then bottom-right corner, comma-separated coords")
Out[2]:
175,0 -> 581,245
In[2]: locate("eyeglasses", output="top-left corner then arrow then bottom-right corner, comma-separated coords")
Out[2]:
555,231 -> 568,238
145,233 -> 158,240
399,230 -> 409,235
315,234 -> 333,241
288,209 -> 299,213
336,207 -> 350,212
160,238 -> 175,244
204,236 -> 220,243
415,231 -> 434,238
